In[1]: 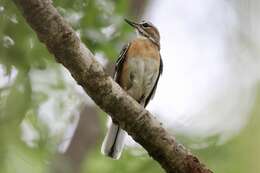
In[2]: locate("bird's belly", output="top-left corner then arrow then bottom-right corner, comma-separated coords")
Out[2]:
123,57 -> 159,102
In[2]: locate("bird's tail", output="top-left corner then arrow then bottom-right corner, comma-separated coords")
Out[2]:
101,119 -> 127,159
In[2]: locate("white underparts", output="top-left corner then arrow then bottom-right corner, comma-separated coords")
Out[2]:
126,57 -> 159,103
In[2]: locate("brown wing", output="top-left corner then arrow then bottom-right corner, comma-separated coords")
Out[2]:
114,43 -> 130,83
144,54 -> 163,107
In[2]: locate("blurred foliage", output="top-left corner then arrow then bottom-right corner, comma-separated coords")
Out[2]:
196,87 -> 260,173
84,148 -> 164,173
1,0 -> 260,173
0,0 -> 132,173
54,0 -> 132,59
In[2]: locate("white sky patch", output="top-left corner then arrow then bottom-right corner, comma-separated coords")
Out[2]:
57,7 -> 83,26
101,24 -> 116,39
2,35 -> 15,48
8,14 -> 18,24
75,29 -> 81,38
0,5 -> 4,13
94,51 -> 109,67
0,65 -> 18,88
28,66 -> 93,152
20,120 -> 39,148
28,38 -> 34,49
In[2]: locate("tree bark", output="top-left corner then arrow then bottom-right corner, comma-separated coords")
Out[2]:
12,0 -> 213,173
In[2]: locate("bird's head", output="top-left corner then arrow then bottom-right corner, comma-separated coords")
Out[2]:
125,19 -> 160,49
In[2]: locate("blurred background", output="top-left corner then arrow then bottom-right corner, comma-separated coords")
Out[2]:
0,0 -> 260,173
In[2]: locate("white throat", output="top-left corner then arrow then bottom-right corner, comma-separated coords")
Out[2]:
136,30 -> 147,39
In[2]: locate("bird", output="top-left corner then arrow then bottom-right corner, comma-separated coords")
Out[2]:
101,19 -> 163,159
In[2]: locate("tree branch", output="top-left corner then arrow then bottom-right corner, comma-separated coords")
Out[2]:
12,0 -> 213,172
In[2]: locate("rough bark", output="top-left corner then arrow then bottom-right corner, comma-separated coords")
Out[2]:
12,0 -> 213,173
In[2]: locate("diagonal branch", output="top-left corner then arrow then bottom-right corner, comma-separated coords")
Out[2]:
12,0 -> 213,173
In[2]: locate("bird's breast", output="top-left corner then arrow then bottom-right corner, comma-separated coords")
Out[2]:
127,38 -> 160,61
119,38 -> 160,101
120,56 -> 159,101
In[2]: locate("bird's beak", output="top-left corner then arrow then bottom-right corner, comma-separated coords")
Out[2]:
124,19 -> 139,28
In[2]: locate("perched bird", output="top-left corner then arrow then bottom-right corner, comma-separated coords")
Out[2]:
101,19 -> 163,159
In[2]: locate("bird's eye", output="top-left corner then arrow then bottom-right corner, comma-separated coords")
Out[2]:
142,23 -> 150,27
